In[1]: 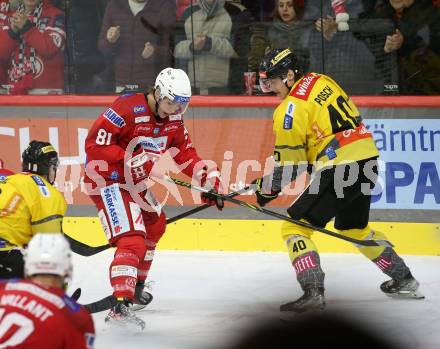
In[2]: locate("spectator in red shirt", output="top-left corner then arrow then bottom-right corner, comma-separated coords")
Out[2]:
0,0 -> 65,95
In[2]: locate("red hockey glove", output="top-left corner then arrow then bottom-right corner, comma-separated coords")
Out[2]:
252,177 -> 280,207
125,147 -> 158,184
199,167 -> 224,210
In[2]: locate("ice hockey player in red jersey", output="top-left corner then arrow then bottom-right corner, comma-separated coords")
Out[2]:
0,233 -> 95,348
84,67 -> 223,329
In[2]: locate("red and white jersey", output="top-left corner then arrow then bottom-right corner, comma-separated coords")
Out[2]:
85,93 -> 203,188
0,279 -> 95,349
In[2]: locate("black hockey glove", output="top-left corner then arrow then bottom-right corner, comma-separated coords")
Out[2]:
252,177 -> 280,207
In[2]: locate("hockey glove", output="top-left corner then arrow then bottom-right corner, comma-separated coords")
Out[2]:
199,167 -> 224,210
125,146 -> 158,184
252,177 -> 280,207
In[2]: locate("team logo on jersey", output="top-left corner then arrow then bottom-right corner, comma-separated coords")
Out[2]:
0,174 -> 6,182
101,184 -> 130,237
291,74 -> 320,101
133,105 -> 146,114
31,175 -> 50,197
103,108 -> 126,128
153,127 -> 160,135
109,170 -> 119,181
283,115 -> 293,129
135,116 -> 150,123
283,101 -> 295,129
325,146 -> 337,160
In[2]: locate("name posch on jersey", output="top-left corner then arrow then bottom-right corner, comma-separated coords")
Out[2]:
103,108 -> 126,128
314,85 -> 334,105
291,73 -> 320,100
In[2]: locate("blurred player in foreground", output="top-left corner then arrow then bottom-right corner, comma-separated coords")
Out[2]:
0,233 -> 95,348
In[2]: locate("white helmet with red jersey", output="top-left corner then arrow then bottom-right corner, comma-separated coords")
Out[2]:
155,68 -> 191,114
24,233 -> 73,281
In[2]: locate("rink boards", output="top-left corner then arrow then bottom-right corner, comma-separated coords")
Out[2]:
63,217 -> 440,255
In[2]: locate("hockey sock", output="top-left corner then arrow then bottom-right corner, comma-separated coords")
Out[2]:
371,247 -> 411,280
110,235 -> 146,300
285,232 -> 325,291
137,248 -> 155,284
340,226 -> 410,280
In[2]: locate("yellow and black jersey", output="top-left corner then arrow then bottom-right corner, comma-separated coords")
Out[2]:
272,72 -> 379,169
0,173 -> 67,251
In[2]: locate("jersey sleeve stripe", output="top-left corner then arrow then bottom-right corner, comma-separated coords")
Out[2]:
275,144 -> 306,151
31,214 -> 64,226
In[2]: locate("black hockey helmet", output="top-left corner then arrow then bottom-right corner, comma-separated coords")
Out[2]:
22,141 -> 59,178
259,48 -> 303,92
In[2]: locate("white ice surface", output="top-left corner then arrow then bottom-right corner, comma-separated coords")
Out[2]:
69,251 -> 440,349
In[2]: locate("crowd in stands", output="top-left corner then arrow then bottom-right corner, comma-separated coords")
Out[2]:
0,0 -> 439,96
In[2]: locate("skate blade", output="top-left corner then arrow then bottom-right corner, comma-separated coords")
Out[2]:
105,316 -> 146,331
386,290 -> 425,300
279,307 -> 325,322
129,303 -> 147,311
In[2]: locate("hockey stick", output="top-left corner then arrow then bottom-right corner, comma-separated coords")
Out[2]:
65,185 -> 253,257
75,185 -> 254,313
165,177 -> 393,248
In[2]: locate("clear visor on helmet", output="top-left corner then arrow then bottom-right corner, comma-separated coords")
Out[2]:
169,95 -> 190,115
259,77 -> 273,93
48,157 -> 60,169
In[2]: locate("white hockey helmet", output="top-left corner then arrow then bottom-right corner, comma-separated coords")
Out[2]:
24,233 -> 73,281
155,68 -> 191,114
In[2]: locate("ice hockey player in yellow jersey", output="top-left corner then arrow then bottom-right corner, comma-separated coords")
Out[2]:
0,141 -> 67,278
253,48 -> 423,313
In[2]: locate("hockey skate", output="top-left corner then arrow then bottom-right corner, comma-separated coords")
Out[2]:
380,273 -> 424,299
105,299 -> 146,330
280,288 -> 326,314
129,282 -> 153,311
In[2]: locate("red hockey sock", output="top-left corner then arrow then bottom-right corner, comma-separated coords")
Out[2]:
110,235 -> 146,300
137,248 -> 155,284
